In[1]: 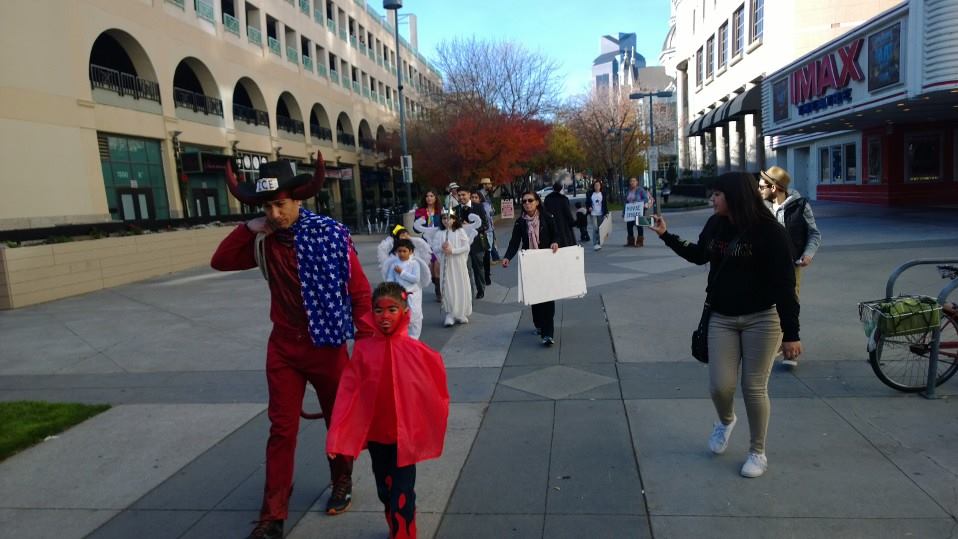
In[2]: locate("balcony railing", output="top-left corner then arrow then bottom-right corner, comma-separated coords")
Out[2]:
173,87 -> 224,116
248,26 -> 262,45
268,36 -> 281,56
359,138 -> 376,152
379,94 -> 385,105
337,132 -> 356,147
233,103 -> 269,126
359,42 -> 367,55
89,64 -> 161,103
299,0 -> 310,15
286,46 -> 298,63
349,35 -> 358,48
370,90 -> 377,101
352,81 -> 361,94
329,70 -> 339,83
314,7 -> 324,24
353,0 -> 364,7
195,0 -> 215,22
310,124 -> 333,141
166,0 -> 185,8
223,13 -> 240,35
327,19 -> 336,33
277,115 -> 305,135
338,29 -> 347,42
367,48 -> 376,61
362,87 -> 370,98
317,64 -> 328,77
302,55 -> 313,72
341,76 -> 351,89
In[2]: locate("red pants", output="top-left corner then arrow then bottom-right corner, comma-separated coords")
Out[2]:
261,326 -> 353,521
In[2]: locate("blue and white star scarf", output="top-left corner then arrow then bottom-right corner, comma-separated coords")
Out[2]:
290,208 -> 354,347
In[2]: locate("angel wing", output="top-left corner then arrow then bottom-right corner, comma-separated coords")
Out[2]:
461,212 -> 481,243
415,257 -> 432,288
376,237 -> 395,267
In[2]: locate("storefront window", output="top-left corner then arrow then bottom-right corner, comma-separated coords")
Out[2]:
830,145 -> 843,183
905,133 -> 942,183
819,148 -> 829,184
844,143 -> 857,183
867,137 -> 882,184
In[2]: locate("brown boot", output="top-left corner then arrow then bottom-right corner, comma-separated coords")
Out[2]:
636,236 -> 644,247
624,238 -> 634,247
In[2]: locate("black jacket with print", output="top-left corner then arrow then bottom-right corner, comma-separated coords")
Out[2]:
660,214 -> 800,341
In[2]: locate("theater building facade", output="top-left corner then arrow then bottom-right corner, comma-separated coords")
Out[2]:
762,1 -> 958,205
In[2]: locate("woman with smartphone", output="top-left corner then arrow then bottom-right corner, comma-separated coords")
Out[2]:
650,172 -> 801,479
501,191 -> 561,346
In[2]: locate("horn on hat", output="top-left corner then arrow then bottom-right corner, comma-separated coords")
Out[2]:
225,158 -> 259,205
288,151 -> 326,200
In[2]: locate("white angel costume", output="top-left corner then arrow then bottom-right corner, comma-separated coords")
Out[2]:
415,214 -> 480,325
377,234 -> 432,339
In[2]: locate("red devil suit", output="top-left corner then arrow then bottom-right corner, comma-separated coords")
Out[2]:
211,153 -> 373,524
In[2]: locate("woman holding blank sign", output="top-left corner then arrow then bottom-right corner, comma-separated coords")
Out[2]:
501,191 -> 563,347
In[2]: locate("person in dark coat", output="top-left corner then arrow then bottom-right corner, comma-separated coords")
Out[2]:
542,182 -> 577,248
501,190 -> 561,346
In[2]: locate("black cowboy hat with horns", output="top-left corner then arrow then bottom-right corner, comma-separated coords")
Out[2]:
226,151 -> 326,205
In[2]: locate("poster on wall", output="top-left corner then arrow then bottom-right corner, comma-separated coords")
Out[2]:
772,78 -> 789,122
868,22 -> 901,92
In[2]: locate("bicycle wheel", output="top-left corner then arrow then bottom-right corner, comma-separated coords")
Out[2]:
870,314 -> 958,392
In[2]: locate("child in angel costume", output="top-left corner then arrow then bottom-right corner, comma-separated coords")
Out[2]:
414,211 -> 481,327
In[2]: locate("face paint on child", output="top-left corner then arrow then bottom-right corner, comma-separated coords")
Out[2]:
373,297 -> 406,334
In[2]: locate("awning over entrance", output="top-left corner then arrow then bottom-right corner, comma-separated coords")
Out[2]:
725,86 -> 762,120
688,116 -> 703,136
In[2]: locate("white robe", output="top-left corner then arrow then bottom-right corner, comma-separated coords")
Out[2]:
417,216 -> 479,321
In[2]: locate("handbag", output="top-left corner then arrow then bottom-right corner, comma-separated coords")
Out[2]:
691,234 -> 742,363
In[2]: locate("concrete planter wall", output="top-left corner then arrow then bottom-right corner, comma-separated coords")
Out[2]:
0,226 -> 234,309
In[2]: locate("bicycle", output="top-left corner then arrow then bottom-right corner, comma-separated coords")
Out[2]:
860,261 -> 958,395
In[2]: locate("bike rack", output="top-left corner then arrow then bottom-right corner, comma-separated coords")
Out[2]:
884,258 -> 958,399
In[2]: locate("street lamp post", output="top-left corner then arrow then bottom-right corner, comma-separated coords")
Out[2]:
383,0 -> 412,213
629,90 -> 673,214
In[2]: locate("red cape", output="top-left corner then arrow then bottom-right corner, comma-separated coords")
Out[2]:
326,312 -> 449,467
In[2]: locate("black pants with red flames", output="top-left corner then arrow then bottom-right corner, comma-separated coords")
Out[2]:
368,442 -> 417,539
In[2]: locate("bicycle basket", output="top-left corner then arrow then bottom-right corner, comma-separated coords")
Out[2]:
858,295 -> 941,337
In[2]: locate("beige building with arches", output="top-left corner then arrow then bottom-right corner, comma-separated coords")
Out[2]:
0,0 -> 440,232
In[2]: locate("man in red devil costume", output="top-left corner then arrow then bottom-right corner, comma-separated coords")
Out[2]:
326,282 -> 449,539
211,152 -> 373,539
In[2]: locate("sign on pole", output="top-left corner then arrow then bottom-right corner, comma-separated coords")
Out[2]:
500,199 -> 515,219
401,155 -> 413,184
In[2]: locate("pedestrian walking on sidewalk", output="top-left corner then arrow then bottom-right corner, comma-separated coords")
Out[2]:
212,153 -> 374,539
470,190 -> 494,287
574,202 -> 590,243
381,238 -> 429,340
327,282 -> 449,539
414,190 -> 444,302
478,177 -> 501,262
623,177 -> 650,247
759,166 -> 822,368
544,182 -> 577,249
589,180 -> 609,251
501,190 -> 563,346
453,186 -> 488,300
650,172 -> 802,479
416,211 -> 479,327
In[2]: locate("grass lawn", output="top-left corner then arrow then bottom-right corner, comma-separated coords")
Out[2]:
0,401 -> 110,461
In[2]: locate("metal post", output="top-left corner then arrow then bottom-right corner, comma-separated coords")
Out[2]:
391,11 -> 411,210
649,96 -> 657,215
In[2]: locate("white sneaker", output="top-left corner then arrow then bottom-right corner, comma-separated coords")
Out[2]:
740,452 -> 768,478
456,317 -> 469,324
593,244 -> 602,251
708,415 -> 737,454
443,314 -> 455,327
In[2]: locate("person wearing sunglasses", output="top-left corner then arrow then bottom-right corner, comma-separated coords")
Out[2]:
759,166 -> 821,368
501,191 -> 562,346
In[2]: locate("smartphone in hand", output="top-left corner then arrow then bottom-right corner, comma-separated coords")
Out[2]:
636,215 -> 657,227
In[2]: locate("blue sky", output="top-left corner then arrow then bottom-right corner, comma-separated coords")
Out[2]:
395,0 -> 673,99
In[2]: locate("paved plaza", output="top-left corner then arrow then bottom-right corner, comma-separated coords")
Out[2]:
1,202 -> 958,538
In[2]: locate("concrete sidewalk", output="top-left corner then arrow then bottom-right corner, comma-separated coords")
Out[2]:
1,202 -> 957,538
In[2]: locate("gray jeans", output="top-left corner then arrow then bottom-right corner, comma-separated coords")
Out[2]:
589,214 -> 605,246
708,307 -> 782,454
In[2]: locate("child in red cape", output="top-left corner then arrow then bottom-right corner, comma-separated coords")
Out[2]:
326,282 -> 449,539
